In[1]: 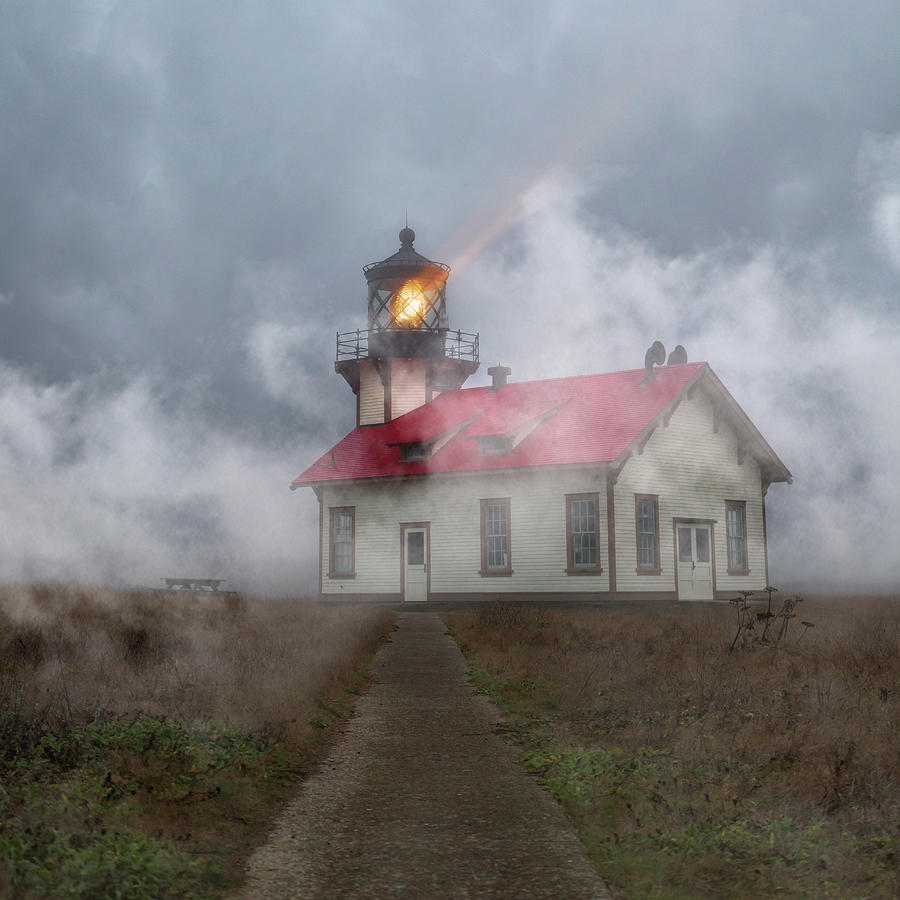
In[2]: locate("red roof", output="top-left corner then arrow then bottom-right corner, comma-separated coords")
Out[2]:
292,362 -> 711,486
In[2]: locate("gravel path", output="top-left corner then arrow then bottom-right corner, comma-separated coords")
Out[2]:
239,611 -> 610,898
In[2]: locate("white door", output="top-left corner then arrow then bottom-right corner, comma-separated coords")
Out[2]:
676,525 -> 714,601
403,526 -> 428,602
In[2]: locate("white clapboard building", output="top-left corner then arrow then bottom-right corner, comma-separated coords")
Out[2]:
291,227 -> 791,603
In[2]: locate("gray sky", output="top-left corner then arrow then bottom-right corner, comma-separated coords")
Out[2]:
1,1 -> 899,593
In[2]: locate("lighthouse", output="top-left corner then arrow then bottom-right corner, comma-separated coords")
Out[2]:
334,226 -> 480,425
295,225 -> 790,603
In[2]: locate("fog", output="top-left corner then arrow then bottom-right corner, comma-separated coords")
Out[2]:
457,165 -> 900,590
0,363 -> 320,594
3,166 -> 898,592
1,3 -> 898,593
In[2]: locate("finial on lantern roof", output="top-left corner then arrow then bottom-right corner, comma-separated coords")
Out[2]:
399,224 -> 415,248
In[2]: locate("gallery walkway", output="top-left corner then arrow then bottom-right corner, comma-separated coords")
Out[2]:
240,611 -> 610,899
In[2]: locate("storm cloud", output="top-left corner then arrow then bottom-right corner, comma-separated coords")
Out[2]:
0,2 -> 898,592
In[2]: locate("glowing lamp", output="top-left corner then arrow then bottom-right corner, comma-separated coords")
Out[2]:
391,278 -> 429,328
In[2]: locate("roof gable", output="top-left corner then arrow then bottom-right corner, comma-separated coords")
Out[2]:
291,361 -> 792,487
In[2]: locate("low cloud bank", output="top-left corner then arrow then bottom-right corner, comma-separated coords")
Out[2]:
3,144 -> 899,594
458,163 -> 900,591
0,365 -> 318,595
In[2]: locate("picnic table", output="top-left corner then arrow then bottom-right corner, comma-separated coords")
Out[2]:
164,578 -> 225,592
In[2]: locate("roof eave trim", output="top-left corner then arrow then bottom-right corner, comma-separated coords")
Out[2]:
699,368 -> 792,482
292,459 -> 615,490
611,364 -> 709,471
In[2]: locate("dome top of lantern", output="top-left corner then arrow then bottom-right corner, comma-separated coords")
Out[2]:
363,225 -> 450,284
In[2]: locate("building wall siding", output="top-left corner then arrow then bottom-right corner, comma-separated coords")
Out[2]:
614,390 -> 767,595
318,386 -> 770,600
390,359 -> 427,419
358,360 -> 384,426
320,466 -> 609,597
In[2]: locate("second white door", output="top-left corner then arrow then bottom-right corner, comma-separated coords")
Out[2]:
676,524 -> 713,601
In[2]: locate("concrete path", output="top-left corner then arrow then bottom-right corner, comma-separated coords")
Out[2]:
240,612 -> 610,898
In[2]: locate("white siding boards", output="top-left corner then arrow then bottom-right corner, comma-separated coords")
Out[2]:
320,467 -> 609,599
317,383 -> 771,603
356,359 -> 429,427
612,389 -> 767,599
358,360 -> 384,426
389,359 -> 427,420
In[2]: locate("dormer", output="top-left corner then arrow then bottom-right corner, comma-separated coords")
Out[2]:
388,411 -> 485,463
468,401 -> 567,457
400,441 -> 430,462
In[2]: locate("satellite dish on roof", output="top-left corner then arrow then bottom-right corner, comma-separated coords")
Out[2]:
667,345 -> 687,365
640,341 -> 666,384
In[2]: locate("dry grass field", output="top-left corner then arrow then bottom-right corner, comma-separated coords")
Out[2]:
0,584 -> 394,898
446,595 -> 899,899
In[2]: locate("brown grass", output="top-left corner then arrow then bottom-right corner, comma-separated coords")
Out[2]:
0,584 -> 395,895
446,595 -> 899,897
0,583 -> 392,752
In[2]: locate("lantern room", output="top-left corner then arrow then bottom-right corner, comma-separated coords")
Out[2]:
365,225 -> 449,358
335,226 -> 479,426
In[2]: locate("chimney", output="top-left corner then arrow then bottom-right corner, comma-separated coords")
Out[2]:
488,364 -> 511,391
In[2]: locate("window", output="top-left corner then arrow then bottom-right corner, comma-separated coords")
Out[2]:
634,494 -> 661,574
696,527 -> 710,563
401,441 -> 429,461
677,526 -> 692,563
726,500 -> 749,575
478,434 -> 512,455
329,507 -> 356,578
406,530 -> 425,565
480,498 -> 512,575
566,493 -> 602,574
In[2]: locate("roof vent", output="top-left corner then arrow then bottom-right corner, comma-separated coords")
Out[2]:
488,364 -> 511,391
640,341 -> 666,384
667,345 -> 687,365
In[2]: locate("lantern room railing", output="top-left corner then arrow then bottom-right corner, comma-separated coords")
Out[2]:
362,259 -> 450,275
336,328 -> 479,364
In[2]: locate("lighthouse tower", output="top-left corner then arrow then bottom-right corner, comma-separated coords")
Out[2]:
335,226 -> 479,425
